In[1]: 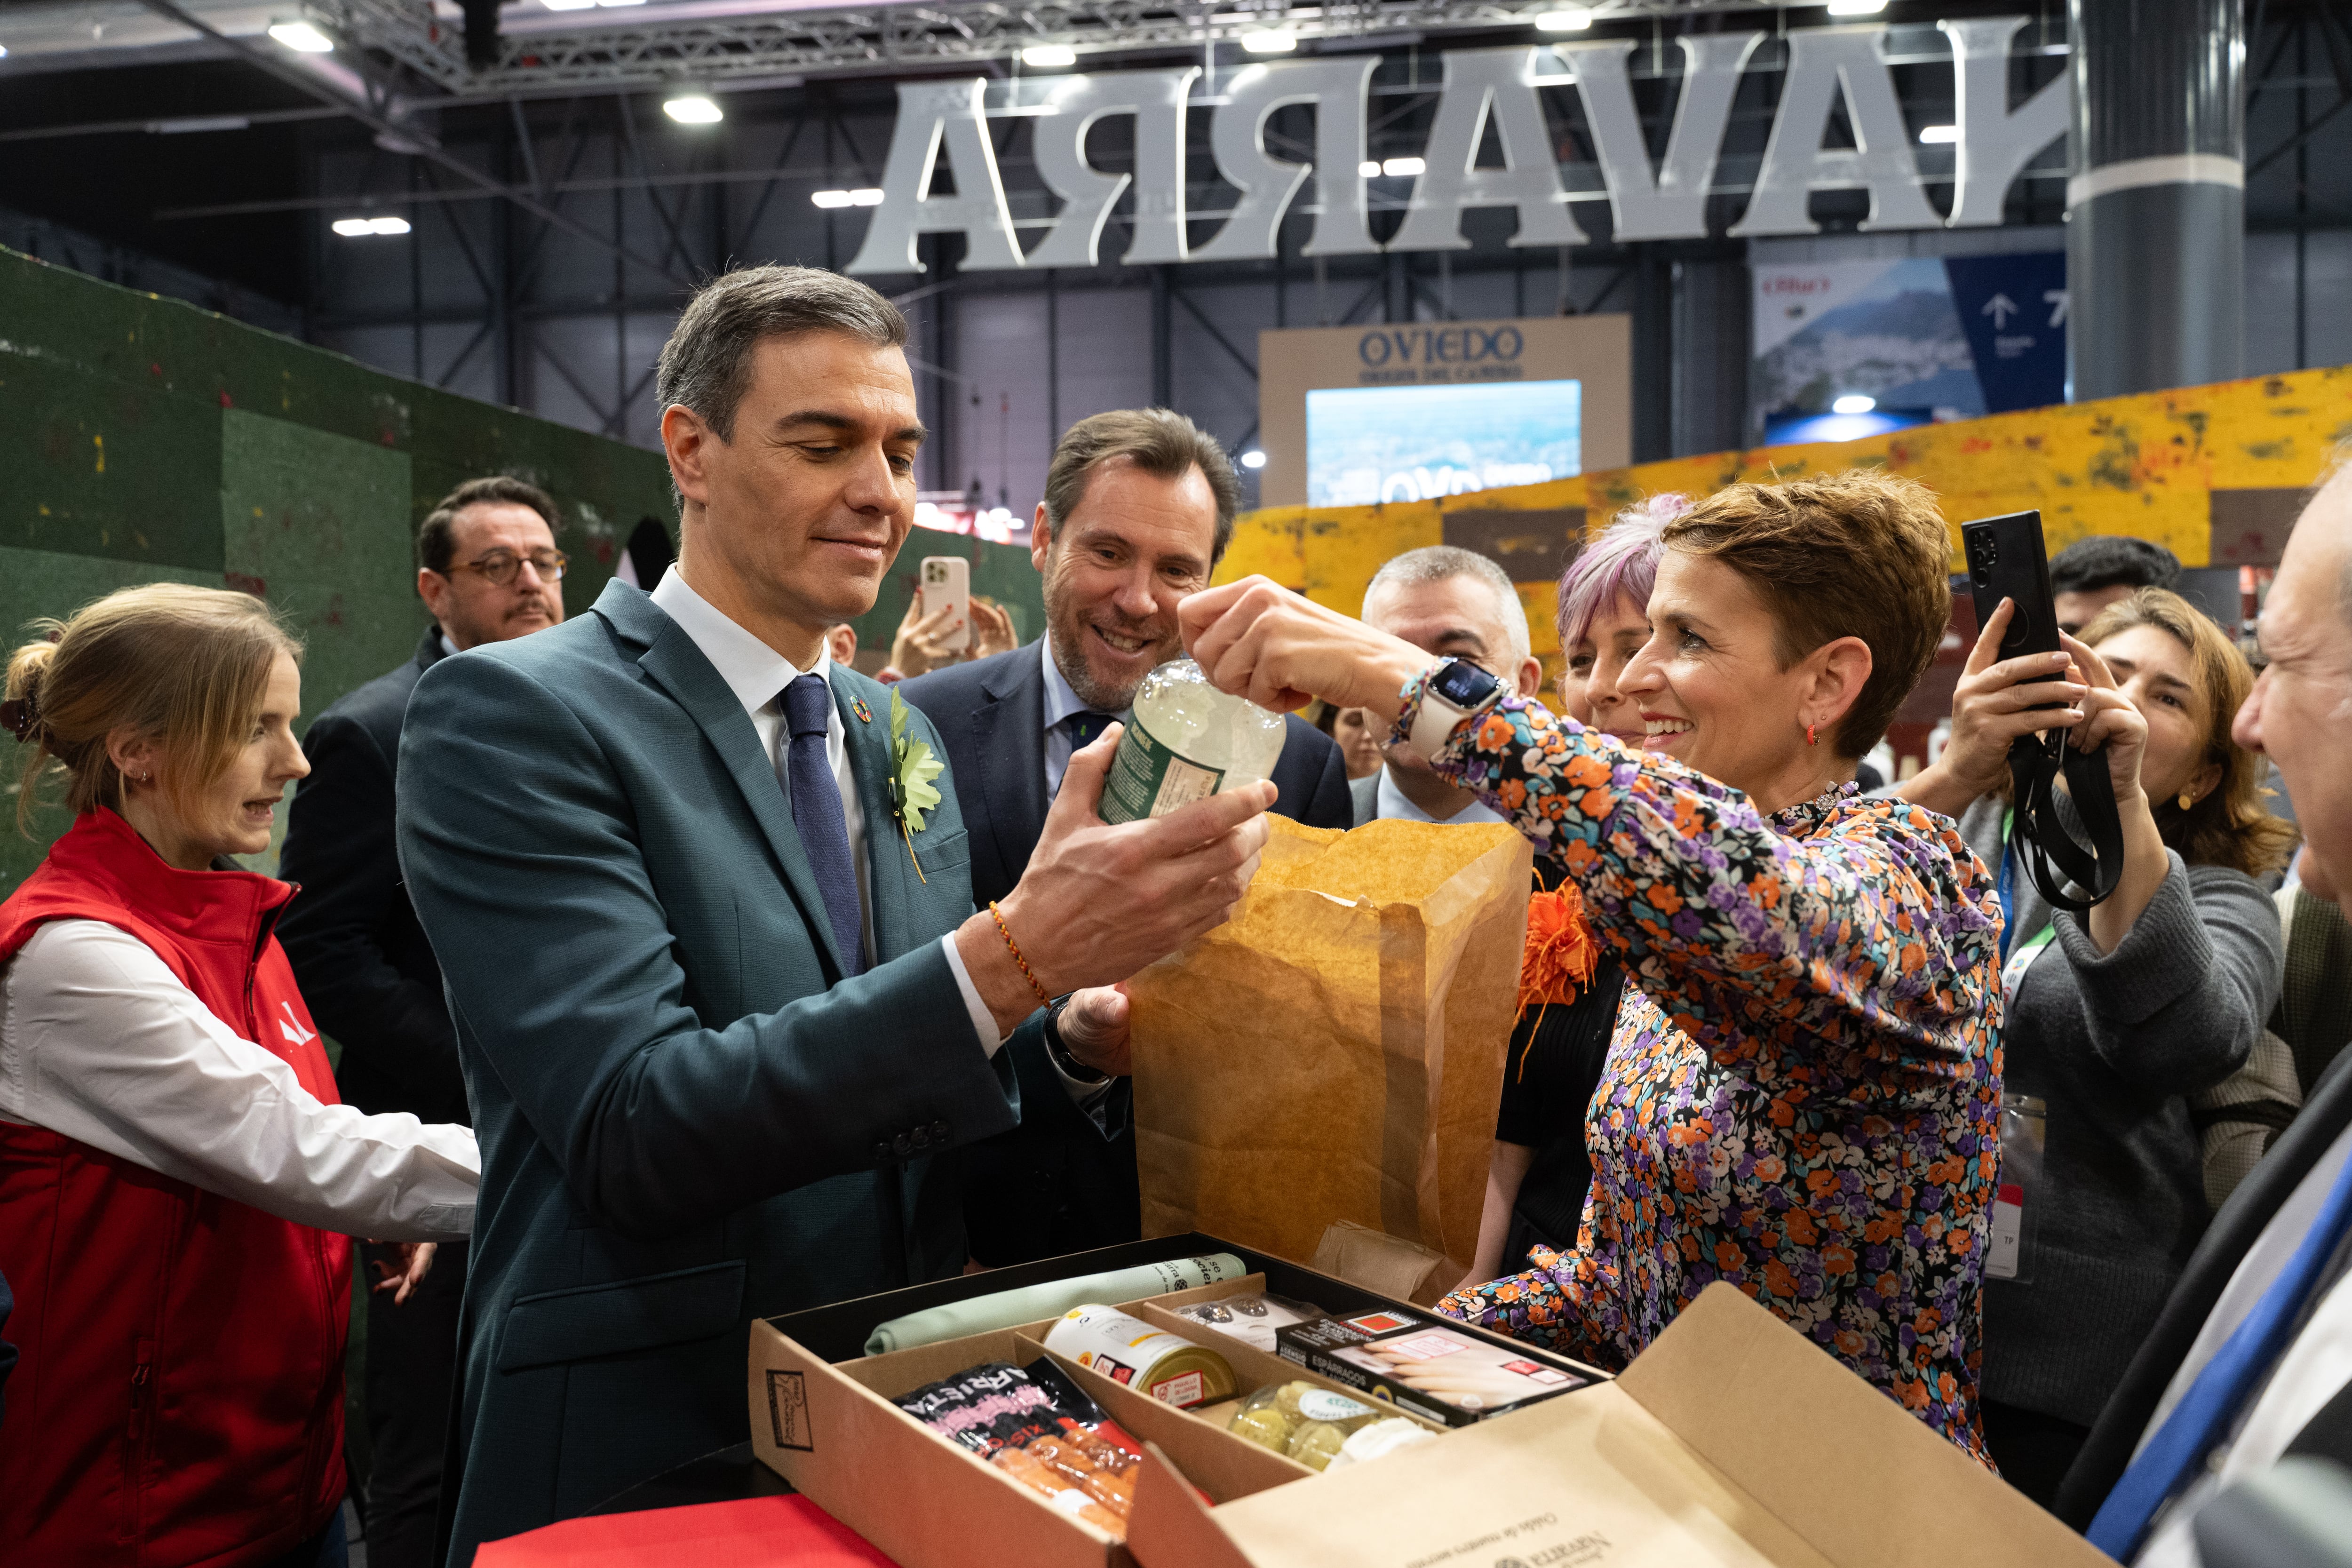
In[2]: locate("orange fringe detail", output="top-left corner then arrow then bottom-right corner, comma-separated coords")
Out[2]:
1513,881 -> 1600,1082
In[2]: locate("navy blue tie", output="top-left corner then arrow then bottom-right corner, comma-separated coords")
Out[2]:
1065,710 -> 1120,750
781,675 -> 863,977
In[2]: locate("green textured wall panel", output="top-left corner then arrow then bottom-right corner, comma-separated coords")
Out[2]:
0,254 -> 410,451
0,352 -> 224,567
221,409 -> 418,728
0,244 -> 677,894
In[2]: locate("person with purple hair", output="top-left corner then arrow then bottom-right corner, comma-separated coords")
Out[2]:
1457,498 -> 1678,1291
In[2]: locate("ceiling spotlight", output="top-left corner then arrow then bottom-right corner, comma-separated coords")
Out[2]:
812,190 -> 854,209
1240,450 -> 1268,470
332,216 -> 412,237
0,45 -> 10,58
1382,156 -> 1426,177
267,20 -> 334,52
1825,0 -> 1887,12
663,95 -> 723,124
1021,44 -> 1077,68
1358,160 -> 1382,178
812,188 -> 886,209
1534,8 -> 1594,30
848,188 -> 884,206
1918,124 -> 1959,144
1831,394 -> 1877,415
1240,27 -> 1298,53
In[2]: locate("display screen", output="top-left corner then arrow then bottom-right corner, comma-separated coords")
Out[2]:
1304,380 -> 1581,509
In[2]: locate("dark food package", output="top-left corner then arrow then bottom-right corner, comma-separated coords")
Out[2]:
895,1361 -> 1065,1457
894,1357 -> 1146,1539
1275,1307 -> 1590,1429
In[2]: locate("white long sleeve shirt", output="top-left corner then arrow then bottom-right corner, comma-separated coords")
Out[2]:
0,919 -> 478,1242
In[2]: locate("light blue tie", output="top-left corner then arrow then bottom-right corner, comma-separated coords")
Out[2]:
2087,1148 -> 2352,1559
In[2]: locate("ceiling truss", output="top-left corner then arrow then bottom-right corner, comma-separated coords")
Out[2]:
307,0 -> 1819,96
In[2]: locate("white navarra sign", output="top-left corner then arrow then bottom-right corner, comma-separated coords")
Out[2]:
845,16 -> 2066,276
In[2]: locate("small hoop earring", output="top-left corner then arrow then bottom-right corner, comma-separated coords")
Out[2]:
1805,722 -> 1818,747
2177,788 -> 2195,811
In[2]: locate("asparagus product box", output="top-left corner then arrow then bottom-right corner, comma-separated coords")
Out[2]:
749,1234 -> 2102,1568
1274,1307 -> 1591,1428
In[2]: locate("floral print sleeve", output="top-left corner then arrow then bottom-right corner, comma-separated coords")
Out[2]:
1416,678 -> 2005,1460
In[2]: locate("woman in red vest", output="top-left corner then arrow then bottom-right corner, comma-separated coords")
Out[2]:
0,584 -> 479,1568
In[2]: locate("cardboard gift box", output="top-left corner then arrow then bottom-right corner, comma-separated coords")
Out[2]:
748,1234 -> 2104,1568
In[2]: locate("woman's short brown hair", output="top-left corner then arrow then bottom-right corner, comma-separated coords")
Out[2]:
7,583 -> 302,835
1663,469 -> 1952,758
2080,588 -> 2297,879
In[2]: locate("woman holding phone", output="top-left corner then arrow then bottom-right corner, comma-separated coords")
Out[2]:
1895,587 -> 2290,1501
1181,471 -> 2010,1456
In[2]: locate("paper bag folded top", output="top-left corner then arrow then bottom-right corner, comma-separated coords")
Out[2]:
1126,815 -> 1536,1275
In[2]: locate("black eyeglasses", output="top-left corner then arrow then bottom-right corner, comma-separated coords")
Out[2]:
451,550 -> 567,587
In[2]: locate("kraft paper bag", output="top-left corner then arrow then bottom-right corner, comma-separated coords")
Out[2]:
1126,814 -> 1535,1277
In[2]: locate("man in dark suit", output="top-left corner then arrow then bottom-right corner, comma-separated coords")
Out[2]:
394,268 -> 1272,1563
276,474 -> 566,1568
900,409 -> 1351,1266
2057,462 -> 2352,1563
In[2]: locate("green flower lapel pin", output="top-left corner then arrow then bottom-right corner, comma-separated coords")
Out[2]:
887,690 -> 946,882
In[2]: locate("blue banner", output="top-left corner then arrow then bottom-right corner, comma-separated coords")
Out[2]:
1943,252 -> 2068,414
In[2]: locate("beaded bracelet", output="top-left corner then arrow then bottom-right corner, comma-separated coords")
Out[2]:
987,901 -> 1056,1009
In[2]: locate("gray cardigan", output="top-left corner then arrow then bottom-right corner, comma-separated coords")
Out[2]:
1943,795 -> 2286,1427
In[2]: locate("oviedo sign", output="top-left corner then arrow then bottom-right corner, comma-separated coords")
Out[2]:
845,17 -> 2067,275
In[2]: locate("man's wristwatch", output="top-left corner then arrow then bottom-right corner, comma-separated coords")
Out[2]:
1407,657 -> 1504,759
1043,994 -> 1111,1085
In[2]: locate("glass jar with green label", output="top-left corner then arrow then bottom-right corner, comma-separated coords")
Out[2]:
1098,658 -> 1287,824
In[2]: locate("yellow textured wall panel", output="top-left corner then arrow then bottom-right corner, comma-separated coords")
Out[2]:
1227,365 -> 2352,621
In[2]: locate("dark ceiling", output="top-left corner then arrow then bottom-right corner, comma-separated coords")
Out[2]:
0,57 -> 314,299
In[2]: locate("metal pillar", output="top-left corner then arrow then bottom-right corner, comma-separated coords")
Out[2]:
1150,266 -> 1172,408
2066,0 -> 2245,401
1632,251 -> 1672,463
1046,267 -> 1061,448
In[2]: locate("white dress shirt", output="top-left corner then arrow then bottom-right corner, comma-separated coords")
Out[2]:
649,569 -> 1006,1051
1040,633 -> 1113,801
1373,764 -> 1509,826
2134,1117 -> 2352,1566
0,921 -> 478,1242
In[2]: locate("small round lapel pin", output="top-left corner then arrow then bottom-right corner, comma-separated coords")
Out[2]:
850,696 -> 874,725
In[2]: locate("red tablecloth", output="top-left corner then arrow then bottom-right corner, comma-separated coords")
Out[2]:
473,1496 -> 901,1567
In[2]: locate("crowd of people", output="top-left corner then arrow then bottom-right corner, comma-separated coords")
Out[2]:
0,262 -> 2348,1568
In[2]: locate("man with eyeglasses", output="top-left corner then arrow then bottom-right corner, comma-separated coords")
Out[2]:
275,474 -> 569,1568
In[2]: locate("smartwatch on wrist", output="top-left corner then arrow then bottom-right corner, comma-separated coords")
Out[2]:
1407,658 -> 1504,759
1043,994 -> 1111,1085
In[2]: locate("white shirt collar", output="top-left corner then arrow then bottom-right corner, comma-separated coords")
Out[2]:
1039,632 -> 1105,733
1375,765 -> 1508,827
439,632 -> 461,661
650,568 -> 832,724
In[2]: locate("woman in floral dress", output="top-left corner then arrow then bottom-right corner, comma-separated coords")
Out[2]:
1182,470 -> 2046,1459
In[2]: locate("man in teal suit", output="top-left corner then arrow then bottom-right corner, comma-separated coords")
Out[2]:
396,267 -> 1272,1563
